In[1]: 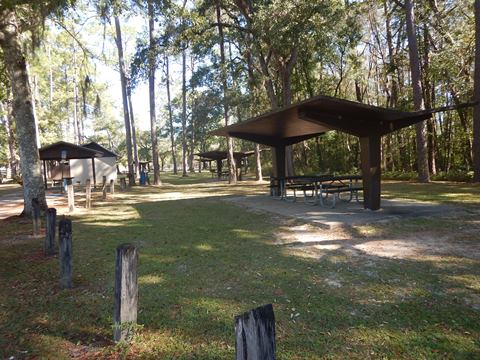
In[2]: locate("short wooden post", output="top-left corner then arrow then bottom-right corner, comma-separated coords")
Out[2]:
66,178 -> 75,212
102,175 -> 107,188
114,244 -> 138,342
120,177 -> 126,190
59,218 -> 73,289
32,198 -> 41,236
102,185 -> 107,200
110,179 -> 115,195
85,179 -> 92,209
44,208 -> 57,255
235,304 -> 276,360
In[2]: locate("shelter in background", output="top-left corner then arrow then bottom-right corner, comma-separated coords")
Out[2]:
71,142 -> 118,185
195,150 -> 255,179
212,94 -> 435,210
39,141 -> 117,188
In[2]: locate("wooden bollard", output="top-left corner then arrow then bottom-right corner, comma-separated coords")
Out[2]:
110,179 -> 115,195
66,179 -> 75,212
32,198 -> 41,236
59,218 -> 73,289
235,304 -> 276,360
114,244 -> 138,342
120,177 -> 126,190
85,179 -> 92,209
44,208 -> 57,255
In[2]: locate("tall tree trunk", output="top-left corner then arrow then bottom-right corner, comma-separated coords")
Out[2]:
216,1 -> 236,183
189,56 -> 196,173
473,0 -> 480,182
7,102 -> 18,176
422,25 -> 436,175
245,42 -> 263,181
0,9 -> 47,216
404,0 -> 429,182
127,86 -> 139,178
148,1 -> 161,185
165,55 -> 177,174
73,48 -> 81,144
281,47 -> 298,177
114,16 -> 135,184
181,48 -> 188,177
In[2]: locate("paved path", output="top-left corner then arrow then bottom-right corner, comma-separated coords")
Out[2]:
223,195 -> 472,228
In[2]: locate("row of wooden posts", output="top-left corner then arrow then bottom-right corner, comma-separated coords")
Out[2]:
63,176 -> 128,212
114,244 -> 277,358
33,207 -> 276,359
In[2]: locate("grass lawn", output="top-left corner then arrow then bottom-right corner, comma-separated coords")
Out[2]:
0,176 -> 479,359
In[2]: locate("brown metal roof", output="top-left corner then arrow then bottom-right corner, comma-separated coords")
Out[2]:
211,94 -> 433,146
39,141 -> 103,160
82,142 -> 117,158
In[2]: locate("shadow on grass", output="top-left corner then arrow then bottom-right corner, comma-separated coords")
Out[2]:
0,195 -> 479,359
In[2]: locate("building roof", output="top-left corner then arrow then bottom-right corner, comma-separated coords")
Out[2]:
211,94 -> 433,146
82,142 -> 117,158
39,141 -> 103,160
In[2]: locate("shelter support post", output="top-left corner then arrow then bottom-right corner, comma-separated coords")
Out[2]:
43,160 -> 47,189
91,157 -> 97,189
271,146 -> 286,196
360,135 -> 381,210
216,159 -> 222,179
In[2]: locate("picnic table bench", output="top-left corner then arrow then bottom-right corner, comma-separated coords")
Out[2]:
270,174 -> 363,208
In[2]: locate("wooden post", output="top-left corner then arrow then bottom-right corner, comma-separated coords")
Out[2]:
272,146 -> 286,196
120,177 -> 126,190
91,157 -> 97,189
235,304 -> 276,360
102,175 -> 107,200
110,179 -> 115,195
43,160 -> 48,189
32,198 -> 41,236
66,178 -> 75,212
85,179 -> 92,209
360,135 -> 381,210
44,208 -> 56,255
59,218 -> 73,289
216,159 -> 222,179
114,244 -> 138,342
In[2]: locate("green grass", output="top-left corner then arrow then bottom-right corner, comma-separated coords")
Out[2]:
0,180 -> 479,359
383,181 -> 480,206
158,171 -> 220,185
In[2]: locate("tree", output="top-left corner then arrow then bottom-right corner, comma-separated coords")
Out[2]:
113,15 -> 135,184
403,0 -> 429,182
0,2 -> 67,216
148,0 -> 161,185
474,0 -> 480,182
215,0 -> 236,183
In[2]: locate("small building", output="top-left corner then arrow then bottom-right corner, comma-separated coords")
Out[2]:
70,142 -> 118,185
39,141 -> 117,187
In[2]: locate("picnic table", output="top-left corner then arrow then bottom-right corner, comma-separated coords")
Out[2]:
270,174 -> 363,208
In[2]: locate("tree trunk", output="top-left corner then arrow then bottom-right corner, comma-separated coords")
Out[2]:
127,86 -> 139,178
473,0 -> 480,182
404,0 -> 429,182
165,55 -> 177,174
281,47 -> 298,177
1,100 -> 17,177
148,1 -> 161,185
216,1 -> 236,183
0,9 -> 47,216
181,48 -> 188,177
255,143 -> 263,181
114,16 -> 135,184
